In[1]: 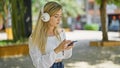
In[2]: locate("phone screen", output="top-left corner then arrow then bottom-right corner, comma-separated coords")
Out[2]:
68,41 -> 77,46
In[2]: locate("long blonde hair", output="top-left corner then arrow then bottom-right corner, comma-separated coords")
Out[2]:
31,2 -> 62,54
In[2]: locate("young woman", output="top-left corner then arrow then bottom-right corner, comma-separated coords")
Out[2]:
28,1 -> 74,68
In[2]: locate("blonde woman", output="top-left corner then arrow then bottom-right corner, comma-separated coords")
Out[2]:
29,1 -> 74,68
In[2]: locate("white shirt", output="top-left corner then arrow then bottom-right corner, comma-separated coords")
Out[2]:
28,30 -> 72,68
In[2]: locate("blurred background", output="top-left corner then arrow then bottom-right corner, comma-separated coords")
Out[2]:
0,0 -> 120,68
0,0 -> 120,41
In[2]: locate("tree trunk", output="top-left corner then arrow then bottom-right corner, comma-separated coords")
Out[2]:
11,0 -> 26,41
0,14 -> 3,30
100,0 -> 108,41
11,0 -> 18,40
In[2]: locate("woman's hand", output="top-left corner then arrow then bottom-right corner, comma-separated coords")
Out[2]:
65,44 -> 73,50
54,39 -> 73,54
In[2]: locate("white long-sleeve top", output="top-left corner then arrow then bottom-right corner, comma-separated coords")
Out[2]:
28,30 -> 72,68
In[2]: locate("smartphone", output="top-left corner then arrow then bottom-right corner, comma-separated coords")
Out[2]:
68,41 -> 77,46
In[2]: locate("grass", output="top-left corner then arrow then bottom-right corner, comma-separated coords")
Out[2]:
0,38 -> 28,46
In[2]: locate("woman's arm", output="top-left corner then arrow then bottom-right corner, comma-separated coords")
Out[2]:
61,29 -> 73,59
28,38 -> 57,68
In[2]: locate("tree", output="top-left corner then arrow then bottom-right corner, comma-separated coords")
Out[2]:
10,0 -> 26,41
9,0 -> 32,41
0,0 -> 4,29
0,0 -> 6,29
96,0 -> 120,41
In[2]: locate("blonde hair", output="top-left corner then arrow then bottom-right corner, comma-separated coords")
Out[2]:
31,2 -> 62,54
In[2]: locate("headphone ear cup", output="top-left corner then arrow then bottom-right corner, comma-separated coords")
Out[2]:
41,13 -> 50,22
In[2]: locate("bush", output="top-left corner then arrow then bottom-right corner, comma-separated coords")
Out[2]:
0,39 -> 28,46
84,24 -> 99,31
62,22 -> 69,28
0,40 -> 14,46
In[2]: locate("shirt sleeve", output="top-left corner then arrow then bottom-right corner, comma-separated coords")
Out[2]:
28,37 -> 57,68
63,49 -> 72,59
61,29 -> 73,59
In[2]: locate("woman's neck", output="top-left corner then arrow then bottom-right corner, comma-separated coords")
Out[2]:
47,27 -> 55,36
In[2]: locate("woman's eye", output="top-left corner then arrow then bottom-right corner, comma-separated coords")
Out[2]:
54,16 -> 58,18
60,16 -> 62,18
54,16 -> 62,18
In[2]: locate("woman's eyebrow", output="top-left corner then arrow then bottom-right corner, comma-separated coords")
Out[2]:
54,14 -> 62,16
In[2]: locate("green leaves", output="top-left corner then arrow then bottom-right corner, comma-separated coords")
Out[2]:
0,0 -> 4,12
32,0 -> 85,17
96,0 -> 120,6
59,0 -> 85,17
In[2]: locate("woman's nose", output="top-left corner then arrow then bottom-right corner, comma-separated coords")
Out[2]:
57,19 -> 60,21
57,17 -> 61,21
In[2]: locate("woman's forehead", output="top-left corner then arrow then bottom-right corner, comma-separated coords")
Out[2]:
54,9 -> 62,15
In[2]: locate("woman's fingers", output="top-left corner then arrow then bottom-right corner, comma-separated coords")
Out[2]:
56,40 -> 73,53
62,40 -> 72,49
65,45 -> 73,50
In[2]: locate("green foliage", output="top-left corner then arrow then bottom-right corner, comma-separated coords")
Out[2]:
0,0 -> 4,13
96,0 -> 120,7
62,22 -> 69,28
0,0 -> 30,45
32,0 -> 46,16
84,24 -> 99,31
0,0 -> 5,21
96,0 -> 102,5
0,0 -> 10,19
0,38 -> 28,46
51,0 -> 84,17
107,0 -> 120,6
32,0 -> 85,29
32,0 -> 84,17
0,40 -> 15,46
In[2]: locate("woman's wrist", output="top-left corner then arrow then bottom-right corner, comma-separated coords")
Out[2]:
54,48 -> 60,54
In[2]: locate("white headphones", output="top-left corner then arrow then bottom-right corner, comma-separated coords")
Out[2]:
41,5 -> 50,22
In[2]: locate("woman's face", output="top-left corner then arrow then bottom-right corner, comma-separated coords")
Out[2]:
48,9 -> 62,27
